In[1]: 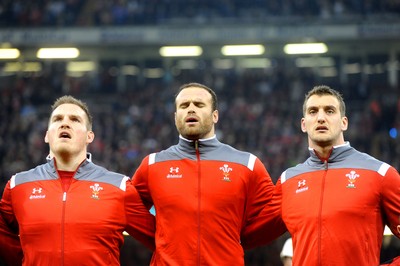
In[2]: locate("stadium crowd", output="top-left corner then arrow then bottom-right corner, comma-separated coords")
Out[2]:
0,0 -> 400,27
0,60 -> 399,265
0,0 -> 399,265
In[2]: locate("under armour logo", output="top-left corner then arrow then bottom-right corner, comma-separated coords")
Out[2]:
298,180 -> 306,187
170,167 -> 179,174
32,188 -> 42,194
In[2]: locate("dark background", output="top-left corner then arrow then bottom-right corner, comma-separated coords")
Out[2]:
0,0 -> 400,265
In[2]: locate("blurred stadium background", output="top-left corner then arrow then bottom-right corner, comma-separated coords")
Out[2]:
0,0 -> 400,265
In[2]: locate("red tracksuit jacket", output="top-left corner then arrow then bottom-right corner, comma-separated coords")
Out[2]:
245,143 -> 400,265
132,136 -> 284,266
0,155 -> 155,266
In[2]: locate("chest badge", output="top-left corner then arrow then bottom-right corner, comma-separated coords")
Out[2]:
346,170 -> 359,188
220,164 -> 232,182
90,183 -> 103,199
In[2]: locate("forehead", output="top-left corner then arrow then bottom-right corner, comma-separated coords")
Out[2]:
51,103 -> 86,117
306,94 -> 340,109
176,87 -> 211,102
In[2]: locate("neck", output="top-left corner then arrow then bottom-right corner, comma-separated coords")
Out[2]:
53,152 -> 87,171
312,146 -> 333,160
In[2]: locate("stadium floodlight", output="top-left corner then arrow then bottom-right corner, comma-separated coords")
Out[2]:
221,44 -> 265,56
295,57 -> 335,68
238,58 -> 271,68
159,46 -> 202,57
284,43 -> 328,54
37,48 -> 80,59
0,48 -> 20,59
3,62 -> 42,72
67,61 -> 96,72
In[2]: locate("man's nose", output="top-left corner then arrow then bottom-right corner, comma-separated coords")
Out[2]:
187,103 -> 196,112
60,120 -> 70,128
317,110 -> 326,122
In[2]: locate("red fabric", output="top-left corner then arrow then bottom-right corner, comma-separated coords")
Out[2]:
0,162 -> 155,266
133,152 -> 281,265
279,166 -> 400,265
58,170 -> 74,192
0,211 -> 22,265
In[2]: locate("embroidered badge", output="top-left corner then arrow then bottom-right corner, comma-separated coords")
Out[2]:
346,170 -> 359,188
296,179 -> 308,193
166,167 -> 182,178
90,183 -> 103,199
29,187 -> 46,199
220,164 -> 232,182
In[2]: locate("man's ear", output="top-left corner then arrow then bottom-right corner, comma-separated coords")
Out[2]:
87,131 -> 95,144
44,131 -> 49,143
341,116 -> 348,131
213,110 -> 219,123
300,118 -> 306,133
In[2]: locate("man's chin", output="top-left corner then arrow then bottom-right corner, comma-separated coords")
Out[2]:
53,146 -> 73,156
181,129 -> 202,139
183,134 -> 201,140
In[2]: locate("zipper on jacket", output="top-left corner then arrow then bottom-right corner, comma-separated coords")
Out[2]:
61,191 -> 67,266
318,160 -> 328,265
195,140 -> 201,265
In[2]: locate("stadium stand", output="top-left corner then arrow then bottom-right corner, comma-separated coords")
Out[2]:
0,1 -> 399,265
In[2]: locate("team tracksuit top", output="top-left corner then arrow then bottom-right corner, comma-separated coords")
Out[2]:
0,154 -> 155,266
0,212 -> 22,265
132,135 -> 282,265
246,142 -> 400,265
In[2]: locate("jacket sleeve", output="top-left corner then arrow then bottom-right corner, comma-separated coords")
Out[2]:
241,175 -> 287,249
0,181 -> 23,265
131,155 -> 153,210
381,166 -> 400,239
241,159 -> 287,249
124,178 -> 156,251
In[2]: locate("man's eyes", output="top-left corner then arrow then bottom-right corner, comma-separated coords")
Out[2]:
308,109 -> 335,114
52,117 -> 81,122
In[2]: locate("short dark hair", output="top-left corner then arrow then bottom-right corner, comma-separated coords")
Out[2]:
303,85 -> 346,117
51,95 -> 93,130
175,82 -> 218,111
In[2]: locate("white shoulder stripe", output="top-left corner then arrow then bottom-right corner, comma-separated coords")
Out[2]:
378,163 -> 390,176
247,154 -> 256,171
120,176 -> 129,191
149,153 -> 156,165
10,175 -> 16,189
281,171 -> 287,184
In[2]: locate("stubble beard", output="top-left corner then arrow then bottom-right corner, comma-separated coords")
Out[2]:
180,126 -> 202,140
179,123 -> 212,140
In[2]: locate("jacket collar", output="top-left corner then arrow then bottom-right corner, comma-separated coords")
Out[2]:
308,142 -> 352,164
177,135 -> 220,154
45,153 -> 93,175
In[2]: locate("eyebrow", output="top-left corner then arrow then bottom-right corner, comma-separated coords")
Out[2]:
51,114 -> 83,121
307,104 -> 337,110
